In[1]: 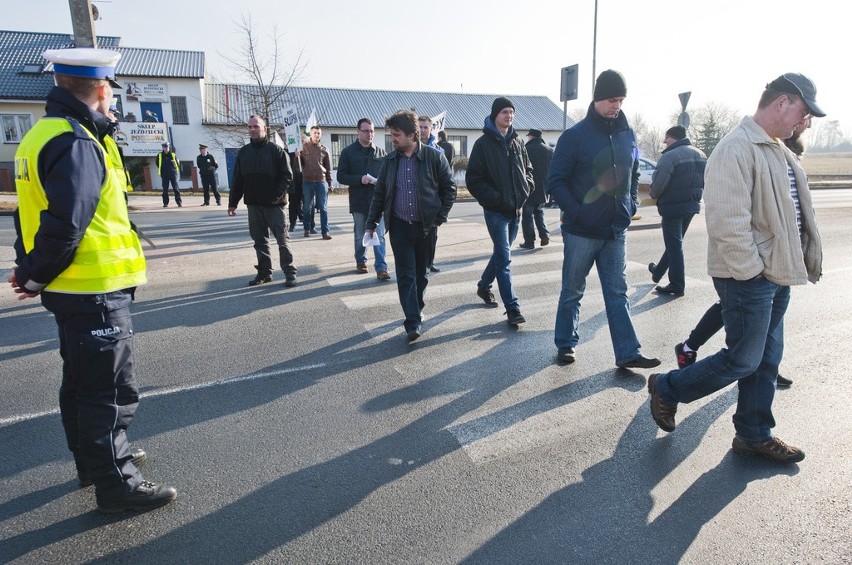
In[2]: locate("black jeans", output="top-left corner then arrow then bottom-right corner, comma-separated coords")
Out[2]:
389,217 -> 430,332
686,301 -> 723,351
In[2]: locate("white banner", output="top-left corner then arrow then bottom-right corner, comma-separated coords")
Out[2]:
124,82 -> 170,102
281,105 -> 303,152
113,122 -> 170,156
432,111 -> 447,133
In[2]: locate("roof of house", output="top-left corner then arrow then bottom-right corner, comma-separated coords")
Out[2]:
203,84 -> 573,131
0,30 -> 205,100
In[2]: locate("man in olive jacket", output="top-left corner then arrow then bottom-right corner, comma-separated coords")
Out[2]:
466,97 -> 534,326
367,110 -> 456,342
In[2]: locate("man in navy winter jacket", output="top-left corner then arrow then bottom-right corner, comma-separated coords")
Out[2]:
547,69 -> 660,369
648,125 -> 707,296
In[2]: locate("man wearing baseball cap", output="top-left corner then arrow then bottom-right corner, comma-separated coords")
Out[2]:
648,73 -> 824,463
9,47 -> 177,512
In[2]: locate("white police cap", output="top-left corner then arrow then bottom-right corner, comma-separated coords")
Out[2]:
43,48 -> 122,88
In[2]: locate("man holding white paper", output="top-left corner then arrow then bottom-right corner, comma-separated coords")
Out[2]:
337,118 -> 389,280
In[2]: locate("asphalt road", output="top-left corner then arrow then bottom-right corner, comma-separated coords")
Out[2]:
1,192 -> 851,564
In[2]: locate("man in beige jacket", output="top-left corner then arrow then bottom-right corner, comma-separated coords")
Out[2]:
647,73 -> 824,463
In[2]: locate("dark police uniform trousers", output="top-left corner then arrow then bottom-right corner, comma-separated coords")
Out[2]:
41,289 -> 143,496
200,170 -> 221,204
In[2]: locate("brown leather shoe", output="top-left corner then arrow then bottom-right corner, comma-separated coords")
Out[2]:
356,263 -> 368,274
648,373 -> 677,432
732,436 -> 805,463
376,270 -> 390,281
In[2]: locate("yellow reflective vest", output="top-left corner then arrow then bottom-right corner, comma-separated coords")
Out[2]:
15,118 -> 146,293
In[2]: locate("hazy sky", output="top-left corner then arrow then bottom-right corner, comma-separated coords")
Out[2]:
7,0 -> 849,136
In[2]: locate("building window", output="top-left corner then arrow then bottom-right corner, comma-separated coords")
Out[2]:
448,135 -> 467,157
2,114 -> 33,143
170,96 -> 189,124
179,161 -> 193,181
384,134 -> 393,155
331,133 -> 357,168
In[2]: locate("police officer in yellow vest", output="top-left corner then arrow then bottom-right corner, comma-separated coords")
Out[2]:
9,48 -> 177,513
157,142 -> 182,207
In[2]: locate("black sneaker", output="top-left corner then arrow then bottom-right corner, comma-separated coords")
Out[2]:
648,262 -> 661,283
518,241 -> 534,250
476,287 -> 499,307
776,374 -> 793,388
97,480 -> 177,513
648,373 -> 678,432
675,342 -> 697,369
732,435 -> 804,463
78,447 -> 147,488
557,347 -> 576,363
540,237 -> 549,246
248,275 -> 272,286
506,309 -> 525,326
407,329 -> 421,343
618,355 -> 661,369
284,278 -> 297,288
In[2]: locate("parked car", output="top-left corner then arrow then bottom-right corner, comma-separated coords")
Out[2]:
637,157 -> 656,185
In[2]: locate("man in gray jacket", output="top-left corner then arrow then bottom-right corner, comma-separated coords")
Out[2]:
648,73 -> 824,463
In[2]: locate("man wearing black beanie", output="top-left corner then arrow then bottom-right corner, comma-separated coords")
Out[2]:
490,97 -> 515,122
546,69 -> 660,368
467,96 -> 534,326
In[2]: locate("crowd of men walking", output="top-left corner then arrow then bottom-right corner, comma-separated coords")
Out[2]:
9,44 -> 825,516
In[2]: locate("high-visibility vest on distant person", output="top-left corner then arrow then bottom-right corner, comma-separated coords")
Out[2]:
14,118 -> 146,293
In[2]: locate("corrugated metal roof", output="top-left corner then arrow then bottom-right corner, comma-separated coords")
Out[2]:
113,47 -> 204,78
0,29 -> 204,100
0,30 -> 120,99
203,84 -> 572,131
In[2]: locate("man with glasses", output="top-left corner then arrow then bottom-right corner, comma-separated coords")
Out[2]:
648,73 -> 824,463
337,118 -> 389,280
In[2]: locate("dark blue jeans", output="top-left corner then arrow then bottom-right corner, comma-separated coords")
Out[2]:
479,209 -> 520,311
651,213 -> 694,291
656,277 -> 790,442
42,290 -> 143,496
389,217 -> 430,333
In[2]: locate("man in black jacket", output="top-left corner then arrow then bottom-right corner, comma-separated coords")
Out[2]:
520,129 -> 553,249
367,110 -> 456,342
196,144 -> 221,206
337,118 -> 389,280
648,125 -> 707,296
466,97 -> 534,326
228,115 -> 297,287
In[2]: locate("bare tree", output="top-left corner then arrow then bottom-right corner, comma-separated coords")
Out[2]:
808,119 -> 846,151
203,14 -> 307,147
631,113 -> 665,161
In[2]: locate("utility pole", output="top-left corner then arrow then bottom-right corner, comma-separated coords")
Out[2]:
592,0 -> 598,98
68,0 -> 97,47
